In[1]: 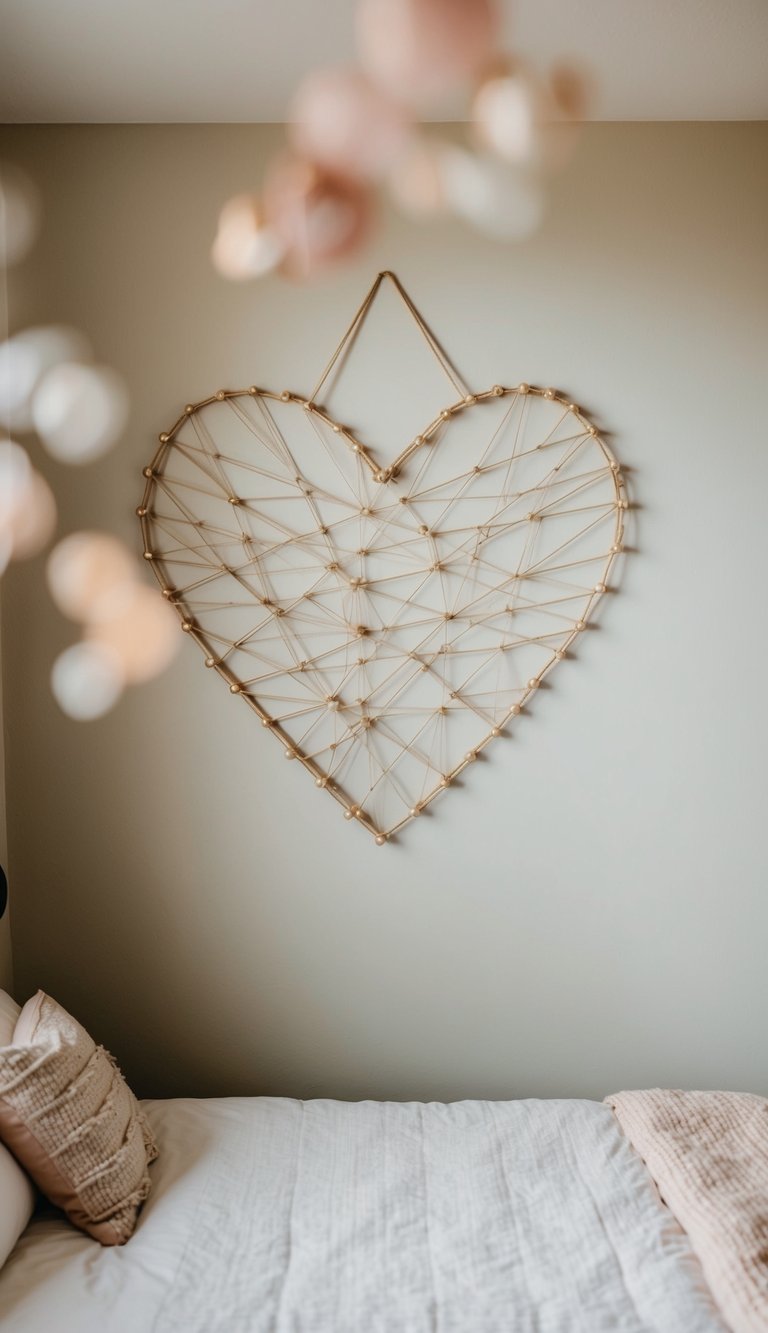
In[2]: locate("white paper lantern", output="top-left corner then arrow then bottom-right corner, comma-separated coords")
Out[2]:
440,148 -> 544,239
0,326 -> 91,432
211,195 -> 285,281
32,362 -> 129,464
6,469 -> 57,560
51,641 -> 125,721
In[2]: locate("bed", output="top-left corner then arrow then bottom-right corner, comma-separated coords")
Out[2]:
0,1094 -> 731,1332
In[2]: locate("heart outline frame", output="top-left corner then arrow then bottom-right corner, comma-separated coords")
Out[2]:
138,379 -> 626,844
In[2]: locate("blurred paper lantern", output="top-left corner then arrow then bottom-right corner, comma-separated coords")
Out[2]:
5,469 -> 57,560
0,161 -> 41,266
47,531 -> 137,623
441,147 -> 544,238
387,137 -> 451,215
290,67 -> 411,181
89,583 -> 179,684
0,532 -> 12,579
32,362 -> 129,464
264,156 -> 372,280
0,439 -> 33,529
356,0 -> 498,105
51,640 -> 125,721
211,194 -> 285,280
0,325 -> 91,432
472,62 -> 548,167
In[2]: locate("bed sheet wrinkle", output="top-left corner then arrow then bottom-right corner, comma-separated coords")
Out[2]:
0,1097 -> 732,1333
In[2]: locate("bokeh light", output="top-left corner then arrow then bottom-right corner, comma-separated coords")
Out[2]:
89,583 -> 180,684
291,67 -> 411,181
32,362 -> 129,464
50,641 -> 125,721
47,531 -> 138,623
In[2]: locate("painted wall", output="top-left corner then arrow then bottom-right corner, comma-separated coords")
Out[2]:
1,123 -> 766,1100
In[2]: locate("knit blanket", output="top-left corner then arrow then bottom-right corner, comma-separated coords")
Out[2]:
606,1089 -> 768,1333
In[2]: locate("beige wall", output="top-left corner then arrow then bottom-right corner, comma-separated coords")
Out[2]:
1,123 -> 766,1099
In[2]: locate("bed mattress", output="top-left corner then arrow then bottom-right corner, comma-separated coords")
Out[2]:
0,1096 -> 727,1332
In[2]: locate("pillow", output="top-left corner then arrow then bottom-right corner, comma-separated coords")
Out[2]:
0,991 -> 157,1246
0,991 -> 36,1269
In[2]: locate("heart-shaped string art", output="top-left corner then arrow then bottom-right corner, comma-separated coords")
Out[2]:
138,272 -> 626,843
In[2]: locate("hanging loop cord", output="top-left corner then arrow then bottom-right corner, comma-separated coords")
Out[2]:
311,270 -> 472,404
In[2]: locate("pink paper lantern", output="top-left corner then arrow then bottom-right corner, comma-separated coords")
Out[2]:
89,584 -> 179,684
356,0 -> 499,105
211,194 -> 284,280
264,156 -> 372,281
290,67 -> 411,181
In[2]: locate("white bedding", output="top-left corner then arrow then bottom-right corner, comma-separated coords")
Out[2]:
0,1096 -> 727,1332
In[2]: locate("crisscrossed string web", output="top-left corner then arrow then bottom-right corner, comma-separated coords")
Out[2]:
139,381 -> 626,842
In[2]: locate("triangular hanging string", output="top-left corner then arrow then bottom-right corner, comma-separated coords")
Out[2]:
310,270 -> 471,406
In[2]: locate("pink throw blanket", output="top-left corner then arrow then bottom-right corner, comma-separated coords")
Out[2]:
606,1090 -> 768,1333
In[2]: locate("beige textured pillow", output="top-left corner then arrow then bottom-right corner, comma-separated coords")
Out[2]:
0,991 -> 36,1269
0,991 -> 157,1245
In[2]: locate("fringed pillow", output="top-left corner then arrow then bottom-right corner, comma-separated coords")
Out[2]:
0,991 -> 157,1245
0,990 -> 35,1268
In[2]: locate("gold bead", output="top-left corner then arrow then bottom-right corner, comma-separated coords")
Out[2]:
575,620 -> 586,631
185,404 -> 195,414
567,402 -> 578,412
136,506 -> 147,517
215,390 -> 226,401
332,423 -> 342,433
249,386 -> 258,395
440,775 -> 451,787
465,751 -> 477,762
229,683 -> 241,693
143,551 -> 153,560
284,749 -> 295,759
261,716 -> 272,726
158,433 -> 169,443
554,649 -> 566,660
228,495 -> 240,505
618,499 -> 629,509
610,460 -> 620,471
441,409 -> 451,420
162,588 -> 173,599
544,388 -> 555,400
410,806 -> 421,817
491,726 -> 502,737
143,467 -> 154,478
594,583 -> 607,593
315,776 -> 328,787
419,525 -> 429,535
352,443 -> 361,453
611,544 -> 622,553
280,391 -> 290,401
375,834 -> 386,846
343,809 -> 354,820
205,657 -> 216,668
375,471 -> 387,483
413,435 -> 423,446
181,621 -> 193,632
528,678 -> 539,689
511,704 -> 522,714
517,383 -> 530,394
492,384 -> 504,396
464,394 -> 476,405
587,425 -> 598,436
361,507 -> 373,516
